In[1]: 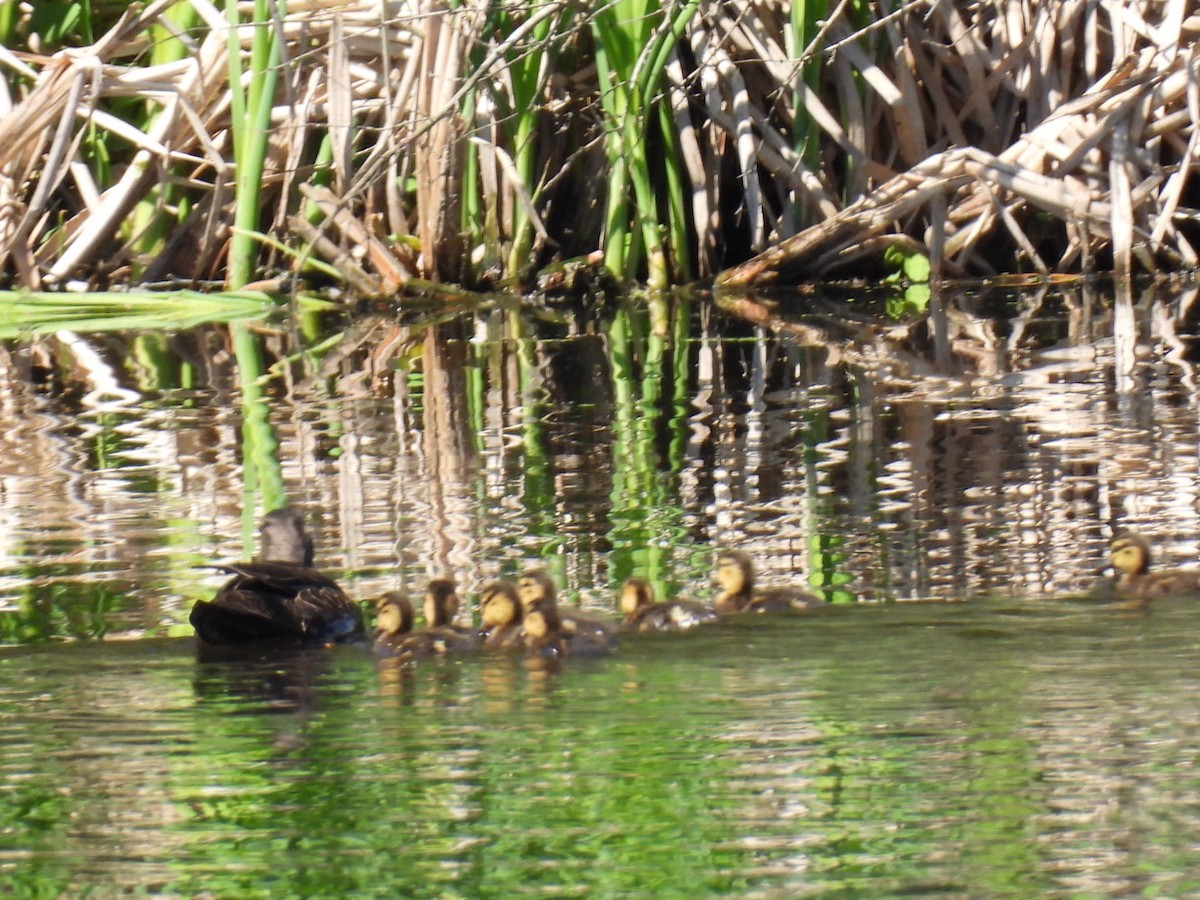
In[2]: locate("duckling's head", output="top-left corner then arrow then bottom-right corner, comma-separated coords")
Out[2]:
619,578 -> 655,618
714,550 -> 754,598
423,578 -> 460,627
523,604 -> 562,642
480,581 -> 522,628
1110,533 -> 1152,576
375,592 -> 415,637
517,569 -> 558,612
260,507 -> 314,566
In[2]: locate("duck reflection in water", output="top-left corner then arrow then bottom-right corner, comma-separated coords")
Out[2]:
190,508 -> 364,647
1109,532 -> 1200,608
713,549 -> 826,615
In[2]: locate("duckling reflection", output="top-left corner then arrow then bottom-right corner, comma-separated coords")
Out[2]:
713,550 -> 825,615
516,569 -> 618,651
619,578 -> 719,632
1109,532 -> 1200,608
190,507 -> 364,646
479,581 -> 525,649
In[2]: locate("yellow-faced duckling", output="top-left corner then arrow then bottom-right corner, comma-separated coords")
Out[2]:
516,569 -> 618,646
415,578 -> 480,653
517,569 -> 614,656
1109,532 -> 1200,607
374,592 -> 415,655
619,578 -> 719,632
522,603 -> 567,659
479,580 -> 525,649
190,507 -> 365,646
713,549 -> 825,615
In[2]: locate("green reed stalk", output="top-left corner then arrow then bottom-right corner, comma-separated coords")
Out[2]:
130,2 -> 200,272
227,0 -> 285,289
791,0 -> 827,170
592,0 -> 701,288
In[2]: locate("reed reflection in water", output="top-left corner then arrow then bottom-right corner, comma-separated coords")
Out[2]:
0,281 -> 1198,641
0,282 -> 1190,633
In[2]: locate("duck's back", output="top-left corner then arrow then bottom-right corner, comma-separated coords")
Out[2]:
191,562 -> 364,645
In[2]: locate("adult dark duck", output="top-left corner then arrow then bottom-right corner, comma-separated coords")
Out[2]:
190,508 -> 364,646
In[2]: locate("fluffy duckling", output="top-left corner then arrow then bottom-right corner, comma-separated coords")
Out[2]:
190,507 -> 364,646
619,578 -> 719,632
516,569 -> 614,656
414,578 -> 481,653
1109,533 -> 1200,607
375,585 -> 480,657
713,549 -> 825,615
516,569 -> 618,645
522,604 -> 567,659
478,580 -> 525,649
373,592 -> 415,654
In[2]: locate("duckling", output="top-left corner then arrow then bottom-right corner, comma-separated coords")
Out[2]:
522,603 -> 567,659
517,569 -> 614,656
619,577 -> 719,632
478,580 -> 525,649
190,507 -> 364,646
1109,533 -> 1200,607
713,549 -> 825,615
373,592 -> 416,655
414,578 -> 480,653
516,569 -> 618,645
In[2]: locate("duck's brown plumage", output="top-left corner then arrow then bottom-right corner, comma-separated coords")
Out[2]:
190,508 -> 364,646
713,550 -> 825,616
619,578 -> 719,632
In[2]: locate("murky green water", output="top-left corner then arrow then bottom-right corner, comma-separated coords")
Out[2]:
2,280 -> 1200,894
5,599 -> 1200,896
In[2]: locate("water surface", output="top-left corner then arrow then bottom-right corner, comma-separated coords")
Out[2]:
1,280 -> 1200,894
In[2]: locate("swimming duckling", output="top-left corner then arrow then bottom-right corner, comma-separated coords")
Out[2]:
713,549 -> 825,615
517,569 -> 614,656
478,580 -> 525,649
619,578 -> 719,632
516,569 -> 618,645
373,592 -> 415,655
190,507 -> 365,646
1109,533 -> 1200,607
522,604 -> 567,659
414,578 -> 480,653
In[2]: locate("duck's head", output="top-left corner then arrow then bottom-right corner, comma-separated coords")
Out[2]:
714,550 -> 754,598
260,507 -> 314,566
423,578 -> 460,627
480,581 -> 522,628
619,578 -> 655,618
375,592 -> 415,637
1110,533 -> 1152,576
517,569 -> 558,612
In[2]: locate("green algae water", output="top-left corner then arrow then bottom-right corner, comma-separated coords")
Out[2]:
4,599 -> 1200,896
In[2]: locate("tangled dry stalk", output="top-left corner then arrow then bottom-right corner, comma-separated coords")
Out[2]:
0,1 -> 1195,292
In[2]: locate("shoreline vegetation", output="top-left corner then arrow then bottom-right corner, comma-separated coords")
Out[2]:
0,1 -> 1195,296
